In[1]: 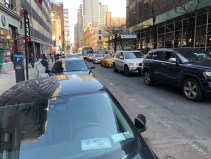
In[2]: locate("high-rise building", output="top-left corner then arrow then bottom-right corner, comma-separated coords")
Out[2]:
51,2 -> 65,53
64,9 -> 70,51
99,2 -> 108,26
83,0 -> 99,28
106,12 -> 126,27
22,0 -> 52,58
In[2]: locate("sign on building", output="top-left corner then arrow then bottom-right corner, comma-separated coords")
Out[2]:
121,32 -> 137,39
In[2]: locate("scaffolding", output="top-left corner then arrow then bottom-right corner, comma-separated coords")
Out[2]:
138,8 -> 211,52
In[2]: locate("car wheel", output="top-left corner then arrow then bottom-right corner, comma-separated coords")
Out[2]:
143,70 -> 153,85
113,63 -> 118,72
182,78 -> 203,101
124,65 -> 130,76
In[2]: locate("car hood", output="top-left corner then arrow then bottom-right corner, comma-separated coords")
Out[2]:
125,58 -> 143,63
64,70 -> 90,74
185,61 -> 211,70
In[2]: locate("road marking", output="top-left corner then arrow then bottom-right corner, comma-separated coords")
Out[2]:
109,82 -> 113,86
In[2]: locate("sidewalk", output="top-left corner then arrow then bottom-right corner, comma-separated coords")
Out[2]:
0,59 -> 55,95
0,67 -> 38,95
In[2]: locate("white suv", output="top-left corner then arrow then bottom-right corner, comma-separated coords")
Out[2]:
113,50 -> 145,76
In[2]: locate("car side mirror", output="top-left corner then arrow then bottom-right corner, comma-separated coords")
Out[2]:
134,114 -> 146,133
90,66 -> 95,69
119,56 -> 124,59
168,58 -> 177,63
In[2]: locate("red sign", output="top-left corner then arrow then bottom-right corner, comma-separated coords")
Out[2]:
37,0 -> 42,5
20,8 -> 24,18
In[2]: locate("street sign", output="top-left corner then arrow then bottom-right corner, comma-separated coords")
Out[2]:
121,32 -> 137,39
25,17 -> 31,42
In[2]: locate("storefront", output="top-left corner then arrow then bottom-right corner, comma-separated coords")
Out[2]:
0,8 -> 23,73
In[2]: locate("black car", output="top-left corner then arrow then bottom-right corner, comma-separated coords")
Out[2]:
0,75 -> 158,159
50,58 -> 95,75
142,48 -> 211,101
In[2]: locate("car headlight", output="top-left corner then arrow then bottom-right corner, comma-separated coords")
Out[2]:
203,71 -> 211,77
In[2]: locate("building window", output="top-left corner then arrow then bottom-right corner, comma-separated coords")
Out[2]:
5,0 -> 13,9
2,132 -> 12,143
99,30 -> 101,34
2,150 -> 10,159
99,36 -> 102,40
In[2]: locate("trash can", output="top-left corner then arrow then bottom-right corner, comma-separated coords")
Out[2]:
13,54 -> 25,83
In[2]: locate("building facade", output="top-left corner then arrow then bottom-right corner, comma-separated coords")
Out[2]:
64,9 -> 70,51
127,0 -> 211,52
99,2 -> 108,26
0,0 -> 24,73
22,0 -> 52,59
83,0 -> 99,28
51,2 -> 64,54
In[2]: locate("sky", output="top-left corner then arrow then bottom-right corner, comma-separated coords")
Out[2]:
55,0 -> 126,43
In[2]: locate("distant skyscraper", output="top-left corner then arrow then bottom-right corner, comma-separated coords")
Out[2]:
83,0 -> 99,28
99,2 -> 108,26
64,9 -> 70,50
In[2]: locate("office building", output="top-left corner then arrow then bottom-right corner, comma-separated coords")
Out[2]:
22,0 -> 52,58
127,0 -> 211,51
83,0 -> 99,28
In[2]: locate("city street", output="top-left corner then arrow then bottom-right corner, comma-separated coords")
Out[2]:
87,61 -> 211,159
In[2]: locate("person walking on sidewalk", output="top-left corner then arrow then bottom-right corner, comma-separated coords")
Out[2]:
50,53 -> 54,62
29,54 -> 35,68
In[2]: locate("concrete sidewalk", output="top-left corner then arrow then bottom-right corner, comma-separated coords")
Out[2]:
0,67 -> 39,95
0,59 -> 55,95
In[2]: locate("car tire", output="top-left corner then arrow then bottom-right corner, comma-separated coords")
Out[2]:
113,63 -> 118,72
143,70 -> 153,85
124,65 -> 130,76
182,78 -> 203,101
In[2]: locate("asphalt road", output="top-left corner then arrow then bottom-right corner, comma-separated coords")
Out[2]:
86,61 -> 211,159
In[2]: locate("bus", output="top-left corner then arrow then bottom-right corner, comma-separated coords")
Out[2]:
78,46 -> 94,59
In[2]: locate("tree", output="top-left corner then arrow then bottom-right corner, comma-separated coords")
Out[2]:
104,24 -> 126,51
175,0 -> 204,47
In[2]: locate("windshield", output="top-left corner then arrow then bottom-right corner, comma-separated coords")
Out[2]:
176,49 -> 211,62
0,92 -> 141,159
88,54 -> 94,57
83,48 -> 94,54
105,54 -> 112,58
64,60 -> 89,71
125,52 -> 144,59
95,54 -> 103,57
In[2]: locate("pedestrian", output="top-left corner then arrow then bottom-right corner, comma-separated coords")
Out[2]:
40,54 -> 50,74
54,53 -> 58,61
29,53 -> 35,68
42,54 -> 47,60
50,53 -> 54,62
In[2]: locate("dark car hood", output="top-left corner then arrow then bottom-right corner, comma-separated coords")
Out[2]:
185,61 -> 211,70
57,70 -> 91,75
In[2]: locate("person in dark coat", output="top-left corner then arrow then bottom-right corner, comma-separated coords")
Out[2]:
40,55 -> 49,74
29,54 -> 35,68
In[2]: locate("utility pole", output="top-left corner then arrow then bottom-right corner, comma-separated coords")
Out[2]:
24,10 -> 29,80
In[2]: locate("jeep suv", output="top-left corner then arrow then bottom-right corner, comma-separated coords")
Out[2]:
142,48 -> 211,101
113,50 -> 145,76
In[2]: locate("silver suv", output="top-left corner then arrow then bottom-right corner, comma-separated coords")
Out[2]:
113,50 -> 145,76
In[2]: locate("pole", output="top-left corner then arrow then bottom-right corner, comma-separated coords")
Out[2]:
24,10 -> 29,80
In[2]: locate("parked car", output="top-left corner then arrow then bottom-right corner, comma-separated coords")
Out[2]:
93,54 -> 103,64
0,74 -> 158,159
50,58 -> 95,75
87,53 -> 95,62
101,54 -> 115,67
113,50 -> 145,76
66,53 -> 80,59
142,48 -> 211,101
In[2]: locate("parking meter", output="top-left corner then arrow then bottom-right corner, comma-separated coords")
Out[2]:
13,54 -> 25,83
